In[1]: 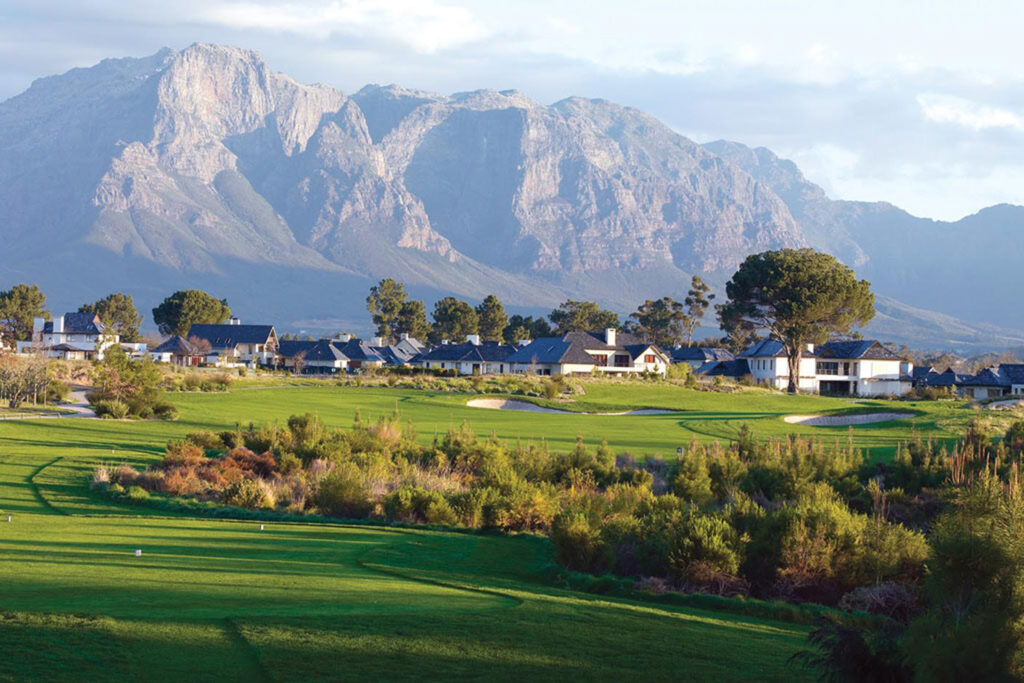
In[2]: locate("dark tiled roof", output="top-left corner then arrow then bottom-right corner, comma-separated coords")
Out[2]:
700,359 -> 751,377
815,340 -> 904,361
961,364 -> 1024,388
506,331 -> 662,366
44,312 -> 105,335
277,340 -> 318,358
152,335 -> 202,355
333,339 -> 385,363
277,339 -> 348,363
671,346 -> 735,362
187,324 -> 276,347
742,339 -> 789,358
418,341 -> 516,363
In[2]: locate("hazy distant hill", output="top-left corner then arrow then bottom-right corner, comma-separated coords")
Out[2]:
1,43 -> 1021,349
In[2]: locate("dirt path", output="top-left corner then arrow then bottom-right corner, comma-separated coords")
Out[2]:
0,390 -> 96,421
466,398 -> 672,416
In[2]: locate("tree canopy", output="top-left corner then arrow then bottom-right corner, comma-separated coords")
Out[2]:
718,248 -> 875,393
366,279 -> 408,341
683,276 -> 715,345
394,299 -> 430,341
0,283 -> 49,345
476,295 -> 508,342
503,315 -> 552,344
152,290 -> 231,337
549,300 -> 619,334
627,297 -> 686,348
430,297 -> 478,344
79,292 -> 142,342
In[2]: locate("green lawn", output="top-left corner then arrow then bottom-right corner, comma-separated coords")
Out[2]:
0,382 -> 973,680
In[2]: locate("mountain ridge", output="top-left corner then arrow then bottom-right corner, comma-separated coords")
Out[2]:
1,43 -> 1021,350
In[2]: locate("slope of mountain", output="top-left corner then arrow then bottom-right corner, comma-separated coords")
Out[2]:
0,43 -> 1020,349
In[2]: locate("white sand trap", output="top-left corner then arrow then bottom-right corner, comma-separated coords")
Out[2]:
466,398 -> 672,416
986,399 -> 1024,410
784,412 -> 915,427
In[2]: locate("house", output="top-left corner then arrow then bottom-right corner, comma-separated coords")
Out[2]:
186,319 -> 278,368
16,312 -> 118,360
275,339 -> 349,374
415,335 -> 517,375
958,364 -> 1024,399
370,334 -> 426,367
913,367 -> 970,394
149,335 -> 205,367
717,338 -> 914,396
506,329 -> 670,376
332,337 -> 386,370
670,346 -> 735,369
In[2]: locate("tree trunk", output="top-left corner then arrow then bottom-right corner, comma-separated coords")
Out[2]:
787,348 -> 802,394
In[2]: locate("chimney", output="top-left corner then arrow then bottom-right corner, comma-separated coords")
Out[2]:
605,328 -> 616,346
336,333 -> 352,343
229,317 -> 241,326
32,317 -> 45,338
805,343 -> 814,353
466,334 -> 481,346
399,333 -> 409,341
52,315 -> 65,335
518,339 -> 530,347
372,336 -> 384,347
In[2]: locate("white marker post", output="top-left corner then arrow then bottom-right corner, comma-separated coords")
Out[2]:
259,524 -> 265,531
6,515 -> 10,522
135,549 -> 142,557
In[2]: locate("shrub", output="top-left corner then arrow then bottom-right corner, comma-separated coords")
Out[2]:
124,486 -> 150,504
222,478 -> 273,509
93,399 -> 129,419
90,466 -> 110,489
313,463 -> 371,518
152,402 -> 178,420
186,431 -> 225,451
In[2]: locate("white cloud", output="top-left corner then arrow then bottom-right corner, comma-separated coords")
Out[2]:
917,93 -> 1024,131
197,0 -> 489,53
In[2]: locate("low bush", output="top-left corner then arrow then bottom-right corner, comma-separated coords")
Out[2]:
93,399 -> 129,419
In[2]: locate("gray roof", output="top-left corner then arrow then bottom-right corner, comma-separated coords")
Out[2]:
419,341 -> 517,363
152,335 -> 202,355
671,346 -> 735,363
187,324 -> 276,347
961,364 -> 1024,387
742,339 -> 791,358
333,338 -> 386,363
700,359 -> 751,377
506,330 -> 662,365
815,340 -> 904,361
44,312 -> 105,335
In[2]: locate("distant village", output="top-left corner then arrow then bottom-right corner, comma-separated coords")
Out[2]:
12,305 -> 1022,400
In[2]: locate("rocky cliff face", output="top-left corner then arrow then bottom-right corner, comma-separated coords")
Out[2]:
3,43 -> 1024,347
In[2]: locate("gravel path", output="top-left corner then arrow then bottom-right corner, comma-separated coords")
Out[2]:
783,412 -> 915,427
0,390 -> 96,421
466,398 -> 672,416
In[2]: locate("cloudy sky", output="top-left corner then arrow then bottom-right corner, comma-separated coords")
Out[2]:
2,0 -> 1021,220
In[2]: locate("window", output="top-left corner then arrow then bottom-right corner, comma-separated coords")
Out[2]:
644,354 -> 655,363
816,361 -> 839,376
614,354 -> 630,367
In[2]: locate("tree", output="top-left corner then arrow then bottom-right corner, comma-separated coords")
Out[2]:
503,315 -> 552,344
430,297 -> 478,344
475,295 -> 508,342
394,299 -> 430,341
683,276 -> 715,345
718,249 -> 874,393
366,279 -> 408,341
628,297 -> 686,348
903,473 -> 1024,680
152,290 -> 231,337
0,283 -> 49,344
79,292 -> 142,342
549,300 -> 619,334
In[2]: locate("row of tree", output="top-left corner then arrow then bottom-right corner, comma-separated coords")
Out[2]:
365,276 -> 717,347
0,284 -> 234,348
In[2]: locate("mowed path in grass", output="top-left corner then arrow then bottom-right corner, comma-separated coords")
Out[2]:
0,385 -> 824,681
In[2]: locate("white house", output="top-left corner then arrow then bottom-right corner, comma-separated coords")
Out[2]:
275,339 -> 350,374
186,320 -> 278,368
16,312 -> 118,360
149,335 -> 206,367
734,339 -> 913,396
414,335 -> 517,375
506,329 -> 670,376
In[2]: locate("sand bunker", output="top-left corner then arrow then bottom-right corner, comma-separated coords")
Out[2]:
466,398 -> 672,416
783,412 -> 915,427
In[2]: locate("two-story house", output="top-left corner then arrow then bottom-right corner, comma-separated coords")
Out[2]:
506,329 -> 670,376
17,313 -> 118,360
186,319 -> 278,368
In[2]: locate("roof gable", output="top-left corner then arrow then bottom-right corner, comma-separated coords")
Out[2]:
187,324 -> 276,347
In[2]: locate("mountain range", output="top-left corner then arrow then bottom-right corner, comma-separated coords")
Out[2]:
1,43 -> 1022,351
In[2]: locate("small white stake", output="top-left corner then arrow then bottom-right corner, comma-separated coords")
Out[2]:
6,515 -> 10,522
135,549 -> 142,557
259,524 -> 265,531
